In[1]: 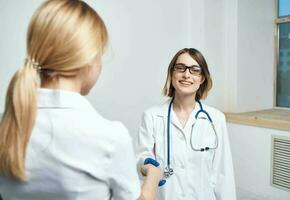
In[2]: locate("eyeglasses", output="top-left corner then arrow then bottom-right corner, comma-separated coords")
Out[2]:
173,63 -> 202,76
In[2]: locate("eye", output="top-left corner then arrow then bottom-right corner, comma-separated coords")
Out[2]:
174,64 -> 186,71
191,66 -> 202,74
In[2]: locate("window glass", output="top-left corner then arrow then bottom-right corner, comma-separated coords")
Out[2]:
278,0 -> 290,17
277,22 -> 290,107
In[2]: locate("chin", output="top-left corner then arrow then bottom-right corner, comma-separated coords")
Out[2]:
80,88 -> 90,96
176,91 -> 195,97
175,88 -> 197,97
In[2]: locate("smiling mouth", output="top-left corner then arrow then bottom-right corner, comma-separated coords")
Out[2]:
179,80 -> 193,86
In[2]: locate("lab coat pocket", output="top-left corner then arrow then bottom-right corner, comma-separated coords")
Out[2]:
203,150 -> 215,169
158,167 -> 186,200
191,117 -> 218,151
171,134 -> 187,168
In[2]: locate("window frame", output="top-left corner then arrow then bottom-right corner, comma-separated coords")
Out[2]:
274,0 -> 290,109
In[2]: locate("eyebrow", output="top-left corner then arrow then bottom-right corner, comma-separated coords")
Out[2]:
175,63 -> 201,67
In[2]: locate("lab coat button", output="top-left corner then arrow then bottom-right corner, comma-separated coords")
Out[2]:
178,134 -> 185,141
177,134 -> 184,140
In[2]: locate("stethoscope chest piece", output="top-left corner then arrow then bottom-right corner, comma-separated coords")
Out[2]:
164,166 -> 174,178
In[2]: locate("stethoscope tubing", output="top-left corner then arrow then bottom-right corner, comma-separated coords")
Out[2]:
165,98 -> 219,178
166,100 -> 173,168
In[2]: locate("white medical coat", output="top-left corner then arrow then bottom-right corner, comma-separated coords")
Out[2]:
136,100 -> 236,200
0,89 -> 140,200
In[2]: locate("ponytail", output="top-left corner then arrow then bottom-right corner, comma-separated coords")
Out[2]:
0,61 -> 39,180
0,0 -> 108,181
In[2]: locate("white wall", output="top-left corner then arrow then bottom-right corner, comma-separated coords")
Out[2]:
0,0 -> 40,112
228,123 -> 290,200
237,0 -> 275,112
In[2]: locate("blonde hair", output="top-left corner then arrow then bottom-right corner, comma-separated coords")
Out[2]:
0,0 -> 108,180
162,48 -> 213,100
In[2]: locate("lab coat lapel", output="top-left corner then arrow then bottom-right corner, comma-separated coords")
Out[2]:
156,99 -> 184,131
156,99 -> 171,117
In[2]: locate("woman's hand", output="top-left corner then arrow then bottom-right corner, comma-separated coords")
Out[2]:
138,164 -> 163,200
141,164 -> 163,181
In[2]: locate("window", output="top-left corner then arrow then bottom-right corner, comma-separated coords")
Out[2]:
276,0 -> 290,108
278,0 -> 290,17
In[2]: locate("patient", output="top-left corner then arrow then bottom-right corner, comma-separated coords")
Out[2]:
0,0 -> 161,199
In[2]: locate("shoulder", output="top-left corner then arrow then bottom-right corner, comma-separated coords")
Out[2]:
71,107 -> 131,147
202,103 -> 226,123
78,116 -> 133,165
94,115 -> 131,143
106,121 -> 131,143
142,99 -> 171,117
143,105 -> 161,116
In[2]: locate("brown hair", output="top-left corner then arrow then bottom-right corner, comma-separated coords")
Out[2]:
0,0 -> 108,180
162,48 -> 213,100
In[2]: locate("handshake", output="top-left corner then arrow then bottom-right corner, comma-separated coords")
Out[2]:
144,158 -> 166,187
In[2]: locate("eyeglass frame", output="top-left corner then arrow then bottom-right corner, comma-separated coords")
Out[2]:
172,63 -> 203,76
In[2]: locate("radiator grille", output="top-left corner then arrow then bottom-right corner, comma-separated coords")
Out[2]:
272,136 -> 290,191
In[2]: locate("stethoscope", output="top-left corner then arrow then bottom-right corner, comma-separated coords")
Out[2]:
163,98 -> 219,179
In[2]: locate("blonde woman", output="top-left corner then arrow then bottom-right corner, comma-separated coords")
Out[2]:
136,48 -> 236,200
0,1 -> 161,200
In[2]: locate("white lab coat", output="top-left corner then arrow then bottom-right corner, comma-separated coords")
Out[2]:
0,89 -> 140,200
136,99 -> 236,200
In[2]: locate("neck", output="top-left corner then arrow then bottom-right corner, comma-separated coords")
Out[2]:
41,76 -> 82,93
173,94 -> 196,113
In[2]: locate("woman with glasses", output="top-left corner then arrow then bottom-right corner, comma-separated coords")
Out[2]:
136,48 -> 236,200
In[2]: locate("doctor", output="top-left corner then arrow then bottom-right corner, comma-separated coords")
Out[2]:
136,48 -> 236,200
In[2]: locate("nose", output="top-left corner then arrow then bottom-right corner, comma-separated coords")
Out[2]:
182,68 -> 191,78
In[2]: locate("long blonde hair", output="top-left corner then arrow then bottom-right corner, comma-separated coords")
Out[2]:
0,0 -> 108,180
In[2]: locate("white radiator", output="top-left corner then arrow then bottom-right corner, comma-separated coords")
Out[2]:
271,135 -> 290,192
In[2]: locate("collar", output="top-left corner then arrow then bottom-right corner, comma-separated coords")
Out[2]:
37,88 -> 91,109
171,101 -> 200,129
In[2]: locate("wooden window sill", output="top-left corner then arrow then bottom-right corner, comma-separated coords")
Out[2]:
225,109 -> 290,132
